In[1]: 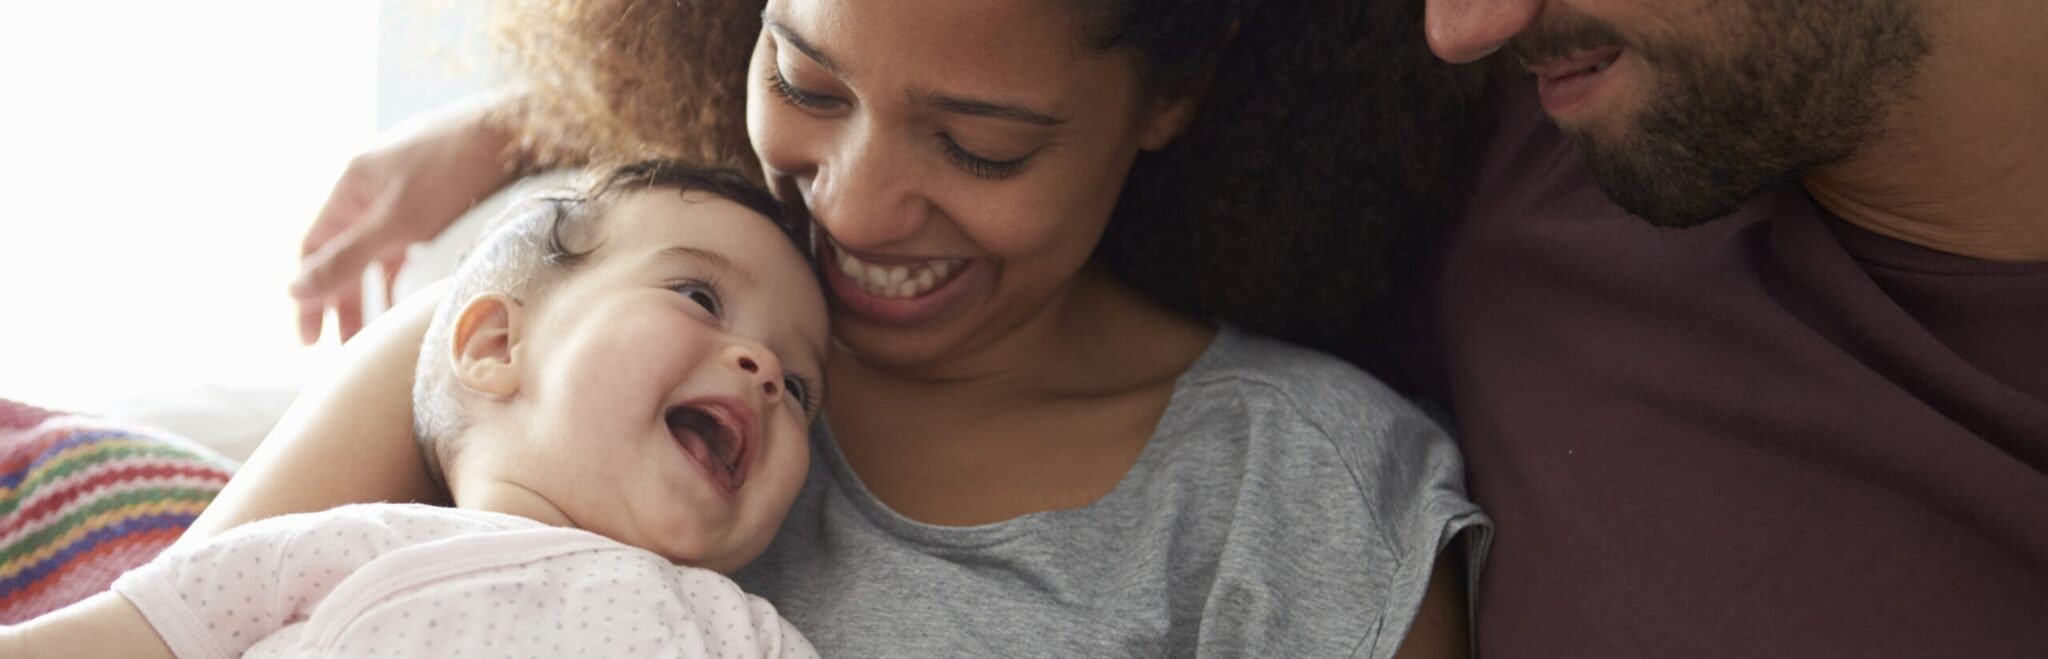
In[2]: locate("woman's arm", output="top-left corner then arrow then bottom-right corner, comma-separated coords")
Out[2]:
177,283 -> 448,547
1392,549 -> 1470,659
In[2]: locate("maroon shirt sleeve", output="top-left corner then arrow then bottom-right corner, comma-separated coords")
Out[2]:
1400,77 -> 2048,657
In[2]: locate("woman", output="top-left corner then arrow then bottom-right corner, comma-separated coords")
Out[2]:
221,0 -> 1491,655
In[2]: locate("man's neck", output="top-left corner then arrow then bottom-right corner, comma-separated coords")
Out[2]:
1803,2 -> 2048,263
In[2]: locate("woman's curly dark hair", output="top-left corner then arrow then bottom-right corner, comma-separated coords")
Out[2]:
493,0 -> 1488,364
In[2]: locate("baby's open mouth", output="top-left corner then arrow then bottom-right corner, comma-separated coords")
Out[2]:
664,402 -> 752,497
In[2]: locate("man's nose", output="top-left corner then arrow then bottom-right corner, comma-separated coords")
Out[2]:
1425,0 -> 1541,64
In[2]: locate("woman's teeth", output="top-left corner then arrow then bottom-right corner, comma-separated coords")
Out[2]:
835,248 -> 963,299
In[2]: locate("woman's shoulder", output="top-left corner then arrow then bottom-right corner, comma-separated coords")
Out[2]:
1164,327 -> 1475,530
1150,329 -> 1488,656
1163,329 -> 1482,523
1176,327 -> 1446,446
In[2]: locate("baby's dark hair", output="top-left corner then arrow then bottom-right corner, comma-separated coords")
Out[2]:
411,160 -> 796,491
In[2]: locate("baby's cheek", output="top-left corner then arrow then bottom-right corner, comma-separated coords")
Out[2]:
650,506 -> 724,566
752,426 -> 812,525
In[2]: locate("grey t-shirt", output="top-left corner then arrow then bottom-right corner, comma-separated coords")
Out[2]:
734,328 -> 1490,657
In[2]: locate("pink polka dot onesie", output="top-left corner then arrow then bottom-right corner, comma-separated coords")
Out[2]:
112,503 -> 817,658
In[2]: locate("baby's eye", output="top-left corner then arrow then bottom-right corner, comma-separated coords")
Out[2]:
671,280 -> 724,318
782,374 -> 815,414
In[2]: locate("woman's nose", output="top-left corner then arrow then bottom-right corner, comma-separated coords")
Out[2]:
806,126 -> 929,248
725,342 -> 784,402
1425,0 -> 1541,64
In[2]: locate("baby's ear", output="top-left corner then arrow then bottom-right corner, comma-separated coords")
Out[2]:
451,292 -> 525,398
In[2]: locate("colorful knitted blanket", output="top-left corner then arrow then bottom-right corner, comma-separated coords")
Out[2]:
0,398 -> 234,622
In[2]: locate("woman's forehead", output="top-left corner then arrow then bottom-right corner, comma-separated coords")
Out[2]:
764,0 -> 1129,102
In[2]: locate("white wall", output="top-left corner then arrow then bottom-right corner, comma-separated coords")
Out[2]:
0,2 -> 514,425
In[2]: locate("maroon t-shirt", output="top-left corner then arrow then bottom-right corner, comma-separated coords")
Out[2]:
1397,80 -> 2048,656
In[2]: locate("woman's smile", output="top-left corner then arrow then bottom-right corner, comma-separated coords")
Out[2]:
827,238 -> 968,299
820,237 -> 989,327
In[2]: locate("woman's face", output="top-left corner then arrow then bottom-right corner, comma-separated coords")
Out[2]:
746,0 -> 1191,369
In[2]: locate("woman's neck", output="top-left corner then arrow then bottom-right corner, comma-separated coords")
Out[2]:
818,266 -> 1217,525
827,266 -> 1214,412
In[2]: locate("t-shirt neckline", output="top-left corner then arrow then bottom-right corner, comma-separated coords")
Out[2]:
1822,210 -> 2048,278
807,326 -> 1238,549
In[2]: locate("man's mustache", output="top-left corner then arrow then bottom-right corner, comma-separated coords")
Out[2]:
1506,13 -> 1631,68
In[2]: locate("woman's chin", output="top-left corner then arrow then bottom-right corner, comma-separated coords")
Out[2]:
827,317 -> 973,371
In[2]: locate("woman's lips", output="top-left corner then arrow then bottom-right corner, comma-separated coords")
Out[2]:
820,240 -> 983,327
830,243 -> 965,298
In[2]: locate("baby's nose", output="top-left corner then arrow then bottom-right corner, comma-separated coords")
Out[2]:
726,343 -> 782,400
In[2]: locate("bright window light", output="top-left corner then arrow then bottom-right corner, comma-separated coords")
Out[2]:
0,3 -> 377,411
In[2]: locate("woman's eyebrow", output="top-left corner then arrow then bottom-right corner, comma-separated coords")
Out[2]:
763,14 -> 1065,127
763,18 -> 841,76
913,90 -> 1067,127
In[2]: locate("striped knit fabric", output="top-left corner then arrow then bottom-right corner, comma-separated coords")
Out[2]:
0,398 -> 234,623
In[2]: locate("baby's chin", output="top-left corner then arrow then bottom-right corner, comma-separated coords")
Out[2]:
636,521 -> 772,574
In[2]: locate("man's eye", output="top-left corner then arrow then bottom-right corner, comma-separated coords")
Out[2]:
672,280 -> 723,317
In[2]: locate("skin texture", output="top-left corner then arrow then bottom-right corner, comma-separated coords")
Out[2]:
6,191 -> 827,657
459,0 -> 1488,364
0,592 -> 173,659
191,0 -> 1474,655
1503,0 -> 1929,227
746,0 -> 1191,373
732,0 -> 1205,530
1425,0 -> 2048,259
441,190 -> 828,574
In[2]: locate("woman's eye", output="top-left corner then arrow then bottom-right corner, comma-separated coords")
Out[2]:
768,71 -> 840,111
672,280 -> 723,318
941,136 -> 1029,180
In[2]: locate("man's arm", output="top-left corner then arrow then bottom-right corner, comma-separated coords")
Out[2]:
1,592 -> 174,659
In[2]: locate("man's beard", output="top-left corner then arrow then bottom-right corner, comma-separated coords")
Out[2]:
1508,1 -> 1930,228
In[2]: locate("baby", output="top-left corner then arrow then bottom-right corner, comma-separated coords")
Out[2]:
1,161 -> 827,658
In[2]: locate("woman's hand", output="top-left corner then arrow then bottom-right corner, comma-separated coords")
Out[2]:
292,93 -> 526,345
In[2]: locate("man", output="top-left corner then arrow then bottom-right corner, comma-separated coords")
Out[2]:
1393,0 -> 2048,656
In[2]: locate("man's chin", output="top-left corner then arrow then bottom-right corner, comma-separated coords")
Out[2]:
1571,130 -> 1765,229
